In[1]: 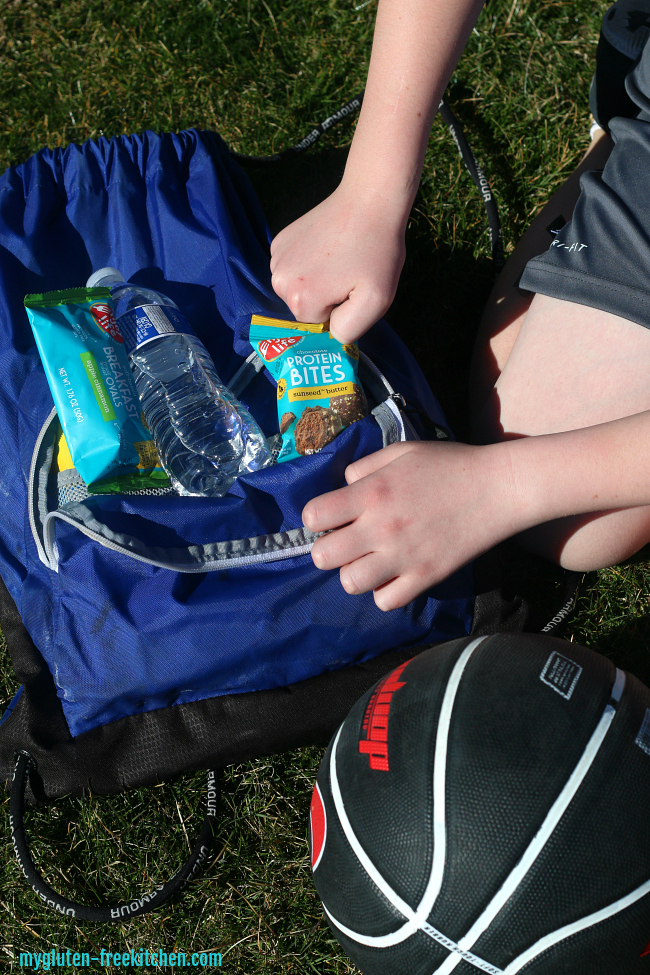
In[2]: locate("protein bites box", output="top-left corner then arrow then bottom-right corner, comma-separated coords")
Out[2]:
249,316 -> 368,462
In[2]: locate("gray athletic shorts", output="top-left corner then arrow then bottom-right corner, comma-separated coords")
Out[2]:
519,1 -> 650,328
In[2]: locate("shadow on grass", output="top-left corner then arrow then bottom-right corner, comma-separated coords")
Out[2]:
241,147 -> 349,239
596,614 -> 650,688
577,545 -> 650,686
444,80 -> 528,227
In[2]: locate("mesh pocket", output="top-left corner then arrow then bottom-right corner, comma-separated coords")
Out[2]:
56,467 -> 175,506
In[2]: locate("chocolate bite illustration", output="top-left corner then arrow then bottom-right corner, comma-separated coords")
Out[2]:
329,383 -> 368,426
294,406 -> 344,455
280,411 -> 296,434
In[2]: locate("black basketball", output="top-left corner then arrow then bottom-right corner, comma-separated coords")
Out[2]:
309,634 -> 650,975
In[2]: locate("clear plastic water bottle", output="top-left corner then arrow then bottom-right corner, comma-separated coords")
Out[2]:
86,268 -> 272,497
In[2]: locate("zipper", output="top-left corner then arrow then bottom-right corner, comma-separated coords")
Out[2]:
41,510 -> 320,573
28,405 -> 58,568
359,351 -> 420,442
358,348 -> 397,395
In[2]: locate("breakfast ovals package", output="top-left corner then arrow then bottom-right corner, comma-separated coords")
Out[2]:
249,315 -> 368,462
24,287 -> 169,493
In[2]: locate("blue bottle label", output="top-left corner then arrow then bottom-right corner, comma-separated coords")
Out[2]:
117,304 -> 195,355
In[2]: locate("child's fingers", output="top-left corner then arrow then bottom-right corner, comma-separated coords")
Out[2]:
329,284 -> 393,345
338,552 -> 398,596
345,442 -> 412,484
303,482 -> 363,534
310,521 -> 372,572
270,269 -> 339,324
307,445 -> 416,536
372,573 -> 427,612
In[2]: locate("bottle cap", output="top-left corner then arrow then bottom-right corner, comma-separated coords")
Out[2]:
86,267 -> 126,289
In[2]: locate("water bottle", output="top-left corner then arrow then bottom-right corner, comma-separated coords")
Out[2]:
86,268 -> 272,497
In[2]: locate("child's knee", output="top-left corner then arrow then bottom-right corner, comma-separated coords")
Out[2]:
516,507 -> 650,572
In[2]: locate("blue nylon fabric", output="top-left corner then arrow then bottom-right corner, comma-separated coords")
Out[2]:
0,129 -> 473,737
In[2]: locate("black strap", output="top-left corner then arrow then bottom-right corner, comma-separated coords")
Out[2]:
232,92 -> 365,165
233,92 -> 503,273
539,570 -> 585,636
9,751 -> 218,922
437,99 -> 504,275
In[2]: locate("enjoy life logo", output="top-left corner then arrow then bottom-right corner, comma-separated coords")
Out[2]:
257,335 -> 302,361
91,303 -> 123,343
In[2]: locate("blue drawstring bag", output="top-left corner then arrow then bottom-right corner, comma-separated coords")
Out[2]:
0,127 -> 474,742
0,127 -> 513,920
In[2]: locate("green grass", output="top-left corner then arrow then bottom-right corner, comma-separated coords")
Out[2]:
1,0 -> 649,971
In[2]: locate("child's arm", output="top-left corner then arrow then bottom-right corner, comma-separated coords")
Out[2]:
302,411 -> 650,610
270,0 -> 485,343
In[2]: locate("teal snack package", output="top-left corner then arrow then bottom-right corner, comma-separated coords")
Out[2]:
249,315 -> 368,463
24,287 -> 170,493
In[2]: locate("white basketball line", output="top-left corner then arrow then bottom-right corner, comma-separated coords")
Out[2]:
321,907 -> 504,974
326,724 -> 419,945
421,922 -> 504,974
325,636 -> 488,948
502,876 -> 650,974
610,667 -> 626,705
429,639 -> 489,914
430,669 -> 627,975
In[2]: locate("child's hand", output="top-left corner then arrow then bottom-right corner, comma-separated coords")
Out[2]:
270,181 -> 407,344
302,440 -> 523,610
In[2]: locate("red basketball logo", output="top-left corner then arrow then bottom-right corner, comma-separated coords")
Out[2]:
358,660 -> 411,771
309,782 -> 327,871
91,303 -> 123,343
641,939 -> 650,958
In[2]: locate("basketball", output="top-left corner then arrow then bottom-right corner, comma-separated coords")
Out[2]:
309,633 -> 650,974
